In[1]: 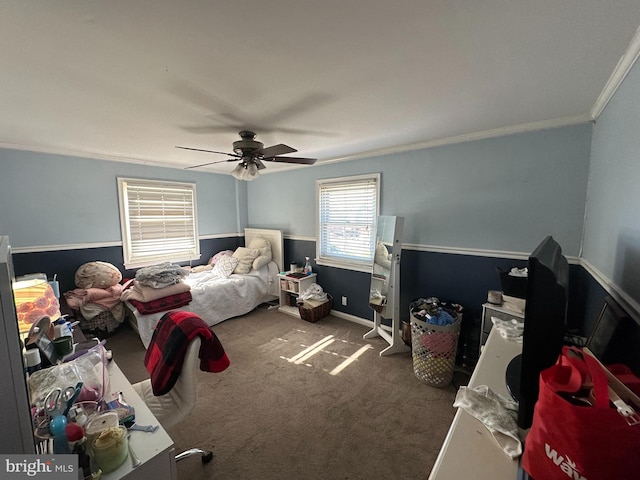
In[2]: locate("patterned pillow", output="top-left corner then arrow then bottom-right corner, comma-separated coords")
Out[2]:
212,255 -> 239,278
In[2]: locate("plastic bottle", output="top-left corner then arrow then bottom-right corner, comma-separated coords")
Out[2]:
50,415 -> 70,454
303,257 -> 312,275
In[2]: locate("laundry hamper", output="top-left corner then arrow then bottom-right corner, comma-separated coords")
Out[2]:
410,311 -> 462,387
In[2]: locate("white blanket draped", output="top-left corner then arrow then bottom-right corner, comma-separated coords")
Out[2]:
128,262 -> 278,348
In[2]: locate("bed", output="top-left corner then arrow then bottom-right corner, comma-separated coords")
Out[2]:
125,228 -> 284,348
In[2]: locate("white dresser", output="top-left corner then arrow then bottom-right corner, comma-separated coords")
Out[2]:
480,296 -> 525,350
428,327 -> 523,480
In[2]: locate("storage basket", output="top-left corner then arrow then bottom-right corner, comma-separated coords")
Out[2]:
410,311 -> 462,387
496,267 -> 527,299
297,295 -> 333,323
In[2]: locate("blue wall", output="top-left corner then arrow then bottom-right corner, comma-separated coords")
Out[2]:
248,124 -> 594,334
0,149 -> 240,247
248,125 -> 591,256
2,60 -> 639,353
582,57 -> 640,322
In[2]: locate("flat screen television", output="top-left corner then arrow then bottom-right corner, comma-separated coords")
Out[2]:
588,296 -> 640,378
506,235 -> 569,429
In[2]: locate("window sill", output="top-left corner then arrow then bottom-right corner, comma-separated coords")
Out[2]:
315,259 -> 372,274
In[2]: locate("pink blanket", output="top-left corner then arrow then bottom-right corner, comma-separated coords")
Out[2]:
121,279 -> 191,303
64,284 -> 123,311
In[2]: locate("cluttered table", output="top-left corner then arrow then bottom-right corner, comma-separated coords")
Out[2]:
100,360 -> 176,480
428,327 -> 523,480
30,343 -> 176,480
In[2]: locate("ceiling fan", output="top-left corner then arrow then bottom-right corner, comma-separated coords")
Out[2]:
176,130 -> 317,181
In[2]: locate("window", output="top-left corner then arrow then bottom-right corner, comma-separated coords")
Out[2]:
317,173 -> 380,270
117,178 -> 200,269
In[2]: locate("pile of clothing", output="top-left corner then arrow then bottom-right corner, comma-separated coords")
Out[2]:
410,297 -> 463,326
121,262 -> 192,314
64,261 -> 125,336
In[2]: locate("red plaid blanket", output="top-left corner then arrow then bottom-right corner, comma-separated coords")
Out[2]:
144,310 -> 230,395
128,291 -> 193,314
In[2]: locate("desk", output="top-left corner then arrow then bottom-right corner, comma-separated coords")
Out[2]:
102,361 -> 177,480
428,328 -> 522,480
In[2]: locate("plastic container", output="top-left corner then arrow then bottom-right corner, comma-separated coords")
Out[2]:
91,426 -> 128,473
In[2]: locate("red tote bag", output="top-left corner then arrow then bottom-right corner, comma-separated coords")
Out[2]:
522,347 -> 640,480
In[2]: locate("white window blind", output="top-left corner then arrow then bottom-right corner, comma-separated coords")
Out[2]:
118,178 -> 200,269
317,173 -> 379,269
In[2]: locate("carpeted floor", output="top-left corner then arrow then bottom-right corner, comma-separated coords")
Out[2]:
106,306 -> 458,480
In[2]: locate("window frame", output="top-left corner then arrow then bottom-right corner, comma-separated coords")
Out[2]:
117,177 -> 200,269
316,173 -> 380,272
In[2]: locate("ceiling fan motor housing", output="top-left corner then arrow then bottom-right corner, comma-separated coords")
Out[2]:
233,130 -> 263,156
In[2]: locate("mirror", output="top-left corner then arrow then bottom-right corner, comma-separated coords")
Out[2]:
365,215 -> 407,356
369,215 -> 403,317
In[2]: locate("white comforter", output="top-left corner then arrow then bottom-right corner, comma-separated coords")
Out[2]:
129,261 -> 278,348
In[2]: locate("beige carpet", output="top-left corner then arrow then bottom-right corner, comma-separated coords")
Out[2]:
106,306 -> 458,480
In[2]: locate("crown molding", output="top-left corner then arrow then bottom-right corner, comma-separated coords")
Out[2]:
591,25 -> 640,120
322,114 -> 593,165
0,141 -> 182,170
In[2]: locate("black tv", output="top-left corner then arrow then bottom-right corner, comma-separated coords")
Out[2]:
506,235 -> 569,429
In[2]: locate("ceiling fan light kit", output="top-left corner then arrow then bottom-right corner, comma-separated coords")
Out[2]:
231,161 -> 260,181
178,130 -> 317,180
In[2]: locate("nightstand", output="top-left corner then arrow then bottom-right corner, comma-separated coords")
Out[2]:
278,273 -> 317,317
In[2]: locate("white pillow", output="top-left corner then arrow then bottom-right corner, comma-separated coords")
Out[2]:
248,235 -> 272,257
248,235 -> 272,270
232,247 -> 260,274
375,241 -> 392,270
252,255 -> 271,270
213,255 -> 239,278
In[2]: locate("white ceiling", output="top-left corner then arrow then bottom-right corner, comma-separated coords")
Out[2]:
2,1 -> 640,176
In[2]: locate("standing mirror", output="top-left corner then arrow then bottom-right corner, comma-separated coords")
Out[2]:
364,215 -> 409,356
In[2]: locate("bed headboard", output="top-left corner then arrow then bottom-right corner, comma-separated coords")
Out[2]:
244,228 -> 284,273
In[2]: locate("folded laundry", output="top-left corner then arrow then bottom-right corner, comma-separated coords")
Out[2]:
128,291 -> 193,315
134,262 -> 189,288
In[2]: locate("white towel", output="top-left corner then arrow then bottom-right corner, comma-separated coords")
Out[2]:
491,316 -> 524,343
453,385 -> 522,459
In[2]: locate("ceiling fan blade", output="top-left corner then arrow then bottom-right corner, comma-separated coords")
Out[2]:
263,156 -> 317,165
259,144 -> 297,157
176,146 -> 240,157
184,158 -> 238,169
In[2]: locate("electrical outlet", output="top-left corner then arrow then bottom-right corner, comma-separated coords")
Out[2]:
341,296 -> 348,306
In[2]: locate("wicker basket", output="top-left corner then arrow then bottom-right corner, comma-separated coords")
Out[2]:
297,295 -> 333,323
410,311 -> 461,387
